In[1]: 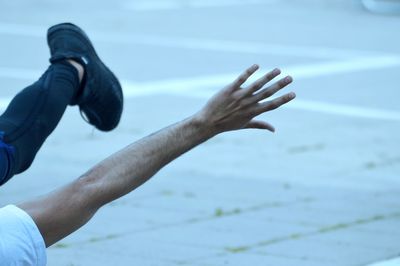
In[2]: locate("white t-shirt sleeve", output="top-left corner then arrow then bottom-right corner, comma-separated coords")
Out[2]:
0,205 -> 47,266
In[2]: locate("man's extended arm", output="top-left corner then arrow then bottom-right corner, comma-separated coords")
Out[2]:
18,65 -> 295,247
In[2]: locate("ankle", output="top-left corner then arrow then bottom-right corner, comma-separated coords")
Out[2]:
67,59 -> 85,84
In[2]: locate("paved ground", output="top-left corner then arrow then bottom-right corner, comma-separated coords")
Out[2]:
0,0 -> 399,265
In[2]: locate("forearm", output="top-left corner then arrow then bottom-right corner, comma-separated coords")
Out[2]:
20,115 -> 215,246
80,115 -> 215,208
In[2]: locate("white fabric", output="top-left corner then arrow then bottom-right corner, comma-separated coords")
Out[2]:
0,205 -> 47,266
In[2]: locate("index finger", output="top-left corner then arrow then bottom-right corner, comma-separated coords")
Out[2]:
232,64 -> 259,87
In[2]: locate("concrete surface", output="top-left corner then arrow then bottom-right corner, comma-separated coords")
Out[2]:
0,0 -> 399,265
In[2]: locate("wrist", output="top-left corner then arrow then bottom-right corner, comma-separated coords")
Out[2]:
189,112 -> 219,139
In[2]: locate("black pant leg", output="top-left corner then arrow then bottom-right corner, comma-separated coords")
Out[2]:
0,61 -> 79,181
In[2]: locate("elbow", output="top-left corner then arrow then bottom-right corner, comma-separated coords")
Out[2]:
74,165 -> 108,212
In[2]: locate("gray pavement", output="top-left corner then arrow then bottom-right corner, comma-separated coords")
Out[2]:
0,0 -> 399,265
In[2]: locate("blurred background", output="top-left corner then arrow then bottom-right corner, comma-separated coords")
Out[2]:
0,0 -> 399,265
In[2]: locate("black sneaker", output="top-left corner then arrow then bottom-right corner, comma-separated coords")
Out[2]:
47,23 -> 123,131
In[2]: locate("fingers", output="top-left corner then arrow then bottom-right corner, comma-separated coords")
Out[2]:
243,68 -> 281,95
254,92 -> 296,115
250,76 -> 293,104
233,64 -> 259,87
244,120 -> 275,132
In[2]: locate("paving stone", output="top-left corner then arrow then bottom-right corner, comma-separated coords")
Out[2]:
189,252 -> 338,266
251,238 -> 395,266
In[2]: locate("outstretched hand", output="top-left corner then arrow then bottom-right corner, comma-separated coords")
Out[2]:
196,64 -> 296,134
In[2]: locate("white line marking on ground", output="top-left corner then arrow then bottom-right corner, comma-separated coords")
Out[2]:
1,57 -> 400,121
285,56 -> 400,79
366,258 -> 400,266
3,55 -> 398,94
122,82 -> 400,122
121,56 -> 400,122
289,99 -> 400,121
0,22 -> 391,59
122,0 -> 277,11
121,55 -> 400,97
1,55 -> 400,121
99,34 -> 373,59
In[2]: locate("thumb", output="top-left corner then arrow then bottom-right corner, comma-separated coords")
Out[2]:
244,120 -> 275,132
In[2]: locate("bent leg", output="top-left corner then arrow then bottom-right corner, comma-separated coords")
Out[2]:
0,61 -> 80,185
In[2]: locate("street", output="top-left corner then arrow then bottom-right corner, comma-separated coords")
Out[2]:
0,0 -> 399,265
